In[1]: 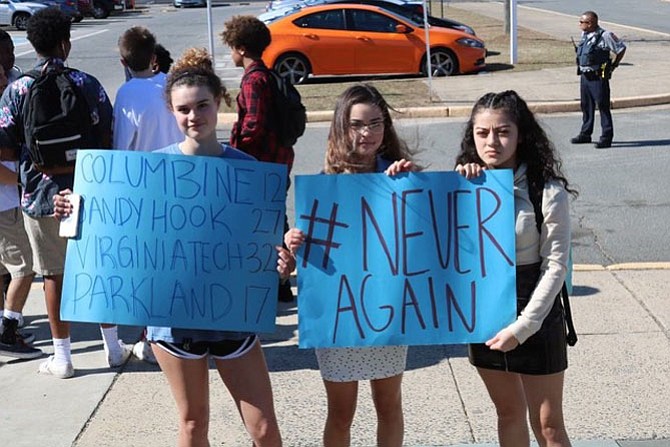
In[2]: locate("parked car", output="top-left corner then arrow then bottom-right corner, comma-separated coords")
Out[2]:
263,3 -> 485,84
76,0 -> 91,15
173,0 -> 206,7
0,0 -> 49,30
84,0 -> 123,18
38,0 -> 83,22
266,0 -> 476,35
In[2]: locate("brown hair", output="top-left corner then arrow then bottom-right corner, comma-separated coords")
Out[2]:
165,47 -> 231,108
118,26 -> 156,72
325,84 -> 415,174
220,15 -> 271,57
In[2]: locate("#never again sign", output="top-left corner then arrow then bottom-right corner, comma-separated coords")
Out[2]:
294,170 -> 516,348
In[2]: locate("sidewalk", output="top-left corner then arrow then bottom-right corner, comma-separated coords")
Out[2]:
1,267 -> 669,446
2,3 -> 670,447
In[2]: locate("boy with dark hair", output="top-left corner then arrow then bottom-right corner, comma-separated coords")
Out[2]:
0,30 -> 21,83
221,15 -> 295,302
152,43 -> 173,74
0,8 -> 115,378
114,26 -> 181,152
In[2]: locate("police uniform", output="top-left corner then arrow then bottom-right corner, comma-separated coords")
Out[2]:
574,27 -> 626,147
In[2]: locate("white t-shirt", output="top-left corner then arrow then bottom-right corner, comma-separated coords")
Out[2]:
112,72 -> 182,151
0,161 -> 19,212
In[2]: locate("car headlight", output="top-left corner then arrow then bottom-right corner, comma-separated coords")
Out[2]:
456,37 -> 485,49
456,25 -> 477,36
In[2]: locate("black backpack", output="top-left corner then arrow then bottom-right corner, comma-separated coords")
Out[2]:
527,176 -> 578,346
245,66 -> 306,147
21,66 -> 96,171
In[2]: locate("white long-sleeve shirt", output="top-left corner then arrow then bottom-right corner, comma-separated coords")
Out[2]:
506,164 -> 571,344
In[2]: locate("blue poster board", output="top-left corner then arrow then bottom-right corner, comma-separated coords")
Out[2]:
294,170 -> 516,348
61,150 -> 287,333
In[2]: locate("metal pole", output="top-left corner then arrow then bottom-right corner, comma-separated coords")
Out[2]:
510,0 -> 517,64
422,0 -> 432,99
207,0 -> 215,66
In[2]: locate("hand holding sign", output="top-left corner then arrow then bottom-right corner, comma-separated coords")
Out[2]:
60,150 -> 287,333
294,170 -> 516,349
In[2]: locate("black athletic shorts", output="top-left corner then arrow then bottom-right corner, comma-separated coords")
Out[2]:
154,334 -> 258,361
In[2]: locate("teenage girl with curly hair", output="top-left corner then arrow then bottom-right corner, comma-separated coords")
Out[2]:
456,90 -> 577,447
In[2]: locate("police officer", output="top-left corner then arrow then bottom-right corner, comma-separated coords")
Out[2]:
571,11 -> 626,149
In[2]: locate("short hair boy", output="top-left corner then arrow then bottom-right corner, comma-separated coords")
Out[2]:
113,26 -> 181,152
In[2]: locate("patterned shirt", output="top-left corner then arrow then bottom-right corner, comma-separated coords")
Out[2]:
0,58 -> 113,217
230,60 -> 295,174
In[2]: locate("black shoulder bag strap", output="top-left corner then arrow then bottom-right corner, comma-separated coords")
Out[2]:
528,177 -> 578,346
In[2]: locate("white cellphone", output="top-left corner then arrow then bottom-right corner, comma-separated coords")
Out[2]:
59,193 -> 81,238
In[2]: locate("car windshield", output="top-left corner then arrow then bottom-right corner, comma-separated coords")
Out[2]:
374,7 -> 421,26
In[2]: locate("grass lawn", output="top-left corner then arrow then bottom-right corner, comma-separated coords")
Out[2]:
221,5 -> 575,112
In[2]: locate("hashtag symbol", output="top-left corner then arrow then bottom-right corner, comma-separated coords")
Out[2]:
299,199 -> 349,268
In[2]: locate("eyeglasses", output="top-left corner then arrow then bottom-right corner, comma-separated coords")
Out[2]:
349,120 -> 384,134
579,20 -> 591,24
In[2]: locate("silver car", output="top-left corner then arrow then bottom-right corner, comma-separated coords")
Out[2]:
0,0 -> 48,30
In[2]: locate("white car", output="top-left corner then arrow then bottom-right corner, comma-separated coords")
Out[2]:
0,0 -> 48,30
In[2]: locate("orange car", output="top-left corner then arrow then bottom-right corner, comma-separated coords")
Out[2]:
262,3 -> 486,84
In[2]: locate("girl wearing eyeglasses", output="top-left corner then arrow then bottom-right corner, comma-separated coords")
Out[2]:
285,83 -> 417,447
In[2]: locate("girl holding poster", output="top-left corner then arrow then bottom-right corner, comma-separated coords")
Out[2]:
455,90 -> 577,447
285,84 -> 416,447
148,48 -> 291,447
55,48 -> 292,447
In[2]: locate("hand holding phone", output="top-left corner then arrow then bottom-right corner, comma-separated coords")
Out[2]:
59,193 -> 81,238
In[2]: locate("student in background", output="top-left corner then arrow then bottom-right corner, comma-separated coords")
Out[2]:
221,15 -> 296,303
0,30 -> 21,84
114,26 -> 182,152
153,43 -> 173,74
284,84 -> 416,447
0,30 -> 36,355
0,9 -> 114,378
113,26 -> 184,364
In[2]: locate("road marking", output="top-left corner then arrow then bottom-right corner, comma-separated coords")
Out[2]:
517,3 -> 670,38
15,29 -> 110,57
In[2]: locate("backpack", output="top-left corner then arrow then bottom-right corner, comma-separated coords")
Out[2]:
21,66 -> 96,171
527,177 -> 579,346
245,66 -> 306,147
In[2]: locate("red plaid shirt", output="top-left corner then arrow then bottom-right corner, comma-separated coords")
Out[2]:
230,61 -> 294,173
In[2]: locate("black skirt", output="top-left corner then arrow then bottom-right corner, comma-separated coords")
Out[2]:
468,263 -> 568,375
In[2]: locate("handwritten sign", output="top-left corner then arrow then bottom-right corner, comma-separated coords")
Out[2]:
295,170 -> 516,348
61,150 -> 287,333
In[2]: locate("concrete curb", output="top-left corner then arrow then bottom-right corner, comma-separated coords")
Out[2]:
217,93 -> 670,125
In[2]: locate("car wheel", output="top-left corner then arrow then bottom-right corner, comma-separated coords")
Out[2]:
73,15 -> 84,23
422,48 -> 458,77
13,13 -> 30,30
274,54 -> 310,85
92,2 -> 110,19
